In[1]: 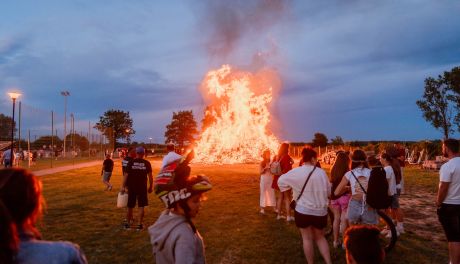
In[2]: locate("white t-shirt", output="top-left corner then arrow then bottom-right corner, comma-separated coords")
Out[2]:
440,157 -> 460,205
345,167 -> 371,195
384,166 -> 397,196
161,152 -> 182,169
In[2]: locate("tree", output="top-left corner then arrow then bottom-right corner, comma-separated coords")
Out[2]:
312,133 -> 328,148
443,67 -> 460,131
94,109 -> 135,149
416,76 -> 454,139
65,133 -> 89,151
32,135 -> 62,150
0,113 -> 16,141
330,136 -> 344,146
164,110 -> 198,148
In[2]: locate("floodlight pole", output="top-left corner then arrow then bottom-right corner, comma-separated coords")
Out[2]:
8,92 -> 21,167
61,91 -> 70,158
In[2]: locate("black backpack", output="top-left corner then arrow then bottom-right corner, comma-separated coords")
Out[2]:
352,167 -> 392,210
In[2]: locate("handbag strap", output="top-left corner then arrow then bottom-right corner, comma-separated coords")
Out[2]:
351,170 -> 367,195
295,166 -> 317,202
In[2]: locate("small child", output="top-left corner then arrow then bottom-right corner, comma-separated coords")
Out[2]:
259,149 -> 276,214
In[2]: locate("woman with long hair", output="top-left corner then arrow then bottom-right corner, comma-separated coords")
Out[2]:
380,153 -> 405,234
329,151 -> 351,248
278,147 -> 332,264
335,150 -> 378,225
272,142 -> 294,221
259,149 -> 276,214
0,168 -> 87,264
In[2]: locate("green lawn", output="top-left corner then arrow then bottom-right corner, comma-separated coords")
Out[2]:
37,160 -> 448,263
17,157 -> 102,171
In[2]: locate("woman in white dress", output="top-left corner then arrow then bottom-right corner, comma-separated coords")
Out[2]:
259,149 -> 276,214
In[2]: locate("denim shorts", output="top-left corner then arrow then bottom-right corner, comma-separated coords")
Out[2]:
102,171 -> 112,181
347,199 -> 378,225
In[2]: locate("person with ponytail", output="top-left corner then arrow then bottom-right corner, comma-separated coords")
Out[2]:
149,150 -> 212,264
0,168 -> 87,264
335,150 -> 378,225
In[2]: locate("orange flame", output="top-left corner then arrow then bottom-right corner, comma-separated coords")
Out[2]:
194,64 -> 280,163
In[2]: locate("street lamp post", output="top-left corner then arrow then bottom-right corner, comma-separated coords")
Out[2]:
61,91 -> 70,158
8,92 -> 21,167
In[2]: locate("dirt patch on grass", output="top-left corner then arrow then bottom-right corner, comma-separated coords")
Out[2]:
400,188 -> 445,243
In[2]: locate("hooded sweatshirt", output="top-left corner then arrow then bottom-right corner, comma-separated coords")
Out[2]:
148,210 -> 205,264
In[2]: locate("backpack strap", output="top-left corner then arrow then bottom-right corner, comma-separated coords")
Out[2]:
350,170 -> 367,195
294,166 -> 317,203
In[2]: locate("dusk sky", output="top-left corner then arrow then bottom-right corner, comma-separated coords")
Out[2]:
1,1 -> 460,143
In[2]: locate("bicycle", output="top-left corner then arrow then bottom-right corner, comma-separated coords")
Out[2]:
325,208 -> 397,252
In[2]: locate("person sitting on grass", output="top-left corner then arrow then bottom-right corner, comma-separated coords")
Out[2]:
278,147 -> 332,264
149,150 -> 212,264
344,225 -> 384,264
0,168 -> 87,264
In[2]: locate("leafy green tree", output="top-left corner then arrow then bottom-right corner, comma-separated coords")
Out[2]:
0,113 -> 16,141
94,109 -> 135,149
416,76 -> 454,139
65,133 -> 89,151
312,133 -> 328,148
164,110 -> 198,148
32,135 -> 62,150
443,67 -> 460,131
330,136 -> 344,146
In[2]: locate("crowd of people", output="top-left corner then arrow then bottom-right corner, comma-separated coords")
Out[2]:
2,139 -> 460,263
258,143 -> 408,263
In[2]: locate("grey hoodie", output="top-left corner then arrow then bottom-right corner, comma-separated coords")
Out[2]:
148,210 -> 206,264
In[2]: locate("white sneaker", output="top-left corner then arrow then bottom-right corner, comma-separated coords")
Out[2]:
276,215 -> 285,220
259,209 -> 265,214
287,216 -> 295,222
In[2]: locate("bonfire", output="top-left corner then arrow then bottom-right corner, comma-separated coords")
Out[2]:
194,64 -> 280,164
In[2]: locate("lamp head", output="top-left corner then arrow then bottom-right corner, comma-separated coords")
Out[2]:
8,92 -> 21,100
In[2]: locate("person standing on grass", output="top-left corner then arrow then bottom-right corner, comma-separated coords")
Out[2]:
437,138 -> 460,264
161,143 -> 182,169
150,151 -> 212,264
121,146 -> 153,231
335,150 -> 378,225
272,142 -> 294,221
380,153 -> 402,237
101,154 -> 114,191
344,225 -> 384,264
1,148 -> 15,168
278,147 -> 332,264
330,151 -> 351,248
0,168 -> 87,264
121,147 -> 136,176
259,149 -> 276,214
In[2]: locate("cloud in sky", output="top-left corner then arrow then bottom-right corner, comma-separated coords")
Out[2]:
0,1 -> 459,143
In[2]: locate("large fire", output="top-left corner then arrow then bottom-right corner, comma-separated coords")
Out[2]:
194,64 -> 280,164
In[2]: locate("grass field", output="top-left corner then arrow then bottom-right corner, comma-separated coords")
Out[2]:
37,160 -> 448,263
16,157 -> 102,171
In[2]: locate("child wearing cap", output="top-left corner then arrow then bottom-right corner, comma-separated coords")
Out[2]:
149,151 -> 212,264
